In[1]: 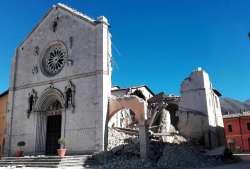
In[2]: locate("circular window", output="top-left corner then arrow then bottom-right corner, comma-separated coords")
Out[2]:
41,43 -> 67,76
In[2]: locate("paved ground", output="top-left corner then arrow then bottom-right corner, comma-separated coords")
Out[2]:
201,161 -> 250,169
0,162 -> 249,169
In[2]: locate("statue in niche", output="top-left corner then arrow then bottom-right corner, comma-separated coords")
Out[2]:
64,80 -> 75,110
69,36 -> 73,49
52,16 -> 59,32
52,21 -> 57,32
34,46 -> 39,56
27,89 -> 38,118
65,88 -> 72,108
32,65 -> 38,75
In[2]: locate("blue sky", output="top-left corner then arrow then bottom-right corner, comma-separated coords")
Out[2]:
0,0 -> 250,101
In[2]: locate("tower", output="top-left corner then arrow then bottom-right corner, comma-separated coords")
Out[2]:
178,68 -> 224,148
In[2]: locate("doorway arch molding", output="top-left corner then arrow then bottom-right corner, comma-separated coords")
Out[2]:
35,87 -> 65,112
34,87 -> 65,155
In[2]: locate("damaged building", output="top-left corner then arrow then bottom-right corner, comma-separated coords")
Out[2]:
114,68 -> 225,149
147,93 -> 183,143
177,67 -> 224,148
108,85 -> 154,128
0,3 -> 231,168
148,68 -> 224,148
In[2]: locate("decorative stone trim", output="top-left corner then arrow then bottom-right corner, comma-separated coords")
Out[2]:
40,41 -> 68,77
10,70 -> 109,91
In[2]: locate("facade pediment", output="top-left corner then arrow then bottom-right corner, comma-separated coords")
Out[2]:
20,3 -> 104,49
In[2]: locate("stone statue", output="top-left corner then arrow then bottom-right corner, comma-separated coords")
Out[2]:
65,88 -> 72,108
64,81 -> 75,110
27,89 -> 38,118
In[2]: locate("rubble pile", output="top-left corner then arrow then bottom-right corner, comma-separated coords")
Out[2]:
151,132 -> 187,144
108,127 -> 138,151
101,159 -> 153,169
101,128 -> 223,169
167,134 -> 187,144
157,143 -> 223,169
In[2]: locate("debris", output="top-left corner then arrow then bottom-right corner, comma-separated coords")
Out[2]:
102,128 -> 223,169
108,127 -> 138,151
157,143 -> 223,169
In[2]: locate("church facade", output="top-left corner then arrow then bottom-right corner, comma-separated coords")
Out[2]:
5,3 -> 112,156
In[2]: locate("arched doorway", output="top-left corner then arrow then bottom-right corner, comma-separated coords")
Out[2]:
44,100 -> 62,155
35,88 -> 65,155
107,95 -> 148,158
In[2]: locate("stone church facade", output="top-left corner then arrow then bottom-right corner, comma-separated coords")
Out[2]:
5,3 -> 112,156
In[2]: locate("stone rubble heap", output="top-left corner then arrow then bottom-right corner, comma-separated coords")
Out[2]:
150,132 -> 187,144
108,127 -> 138,151
157,143 -> 223,169
98,128 -> 223,169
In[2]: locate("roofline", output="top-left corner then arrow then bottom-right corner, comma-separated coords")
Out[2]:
111,88 -> 127,92
213,89 -> 222,97
111,85 -> 120,89
56,3 -> 97,25
223,111 -> 250,118
139,85 -> 155,96
18,7 -> 53,48
0,90 -> 9,97
111,85 -> 155,96
18,3 -> 101,49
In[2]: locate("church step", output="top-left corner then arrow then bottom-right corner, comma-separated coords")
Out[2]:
0,161 -> 85,164
2,155 -> 92,160
0,155 -> 97,168
0,159 -> 95,163
0,158 -> 85,162
0,162 -> 87,168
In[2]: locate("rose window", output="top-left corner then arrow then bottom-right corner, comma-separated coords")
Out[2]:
41,43 -> 67,76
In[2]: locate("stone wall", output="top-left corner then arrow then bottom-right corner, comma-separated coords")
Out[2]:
178,68 -> 224,148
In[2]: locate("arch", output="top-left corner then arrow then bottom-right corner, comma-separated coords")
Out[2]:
35,87 -> 65,112
34,87 -> 65,154
108,95 -> 146,124
107,95 -> 148,159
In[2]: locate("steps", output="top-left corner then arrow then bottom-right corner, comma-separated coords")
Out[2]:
0,155 -> 99,168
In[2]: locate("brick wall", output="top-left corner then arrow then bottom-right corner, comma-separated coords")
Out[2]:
223,115 -> 250,152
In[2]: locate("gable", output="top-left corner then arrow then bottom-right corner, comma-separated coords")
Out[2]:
20,3 -> 97,49
14,3 -> 109,87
